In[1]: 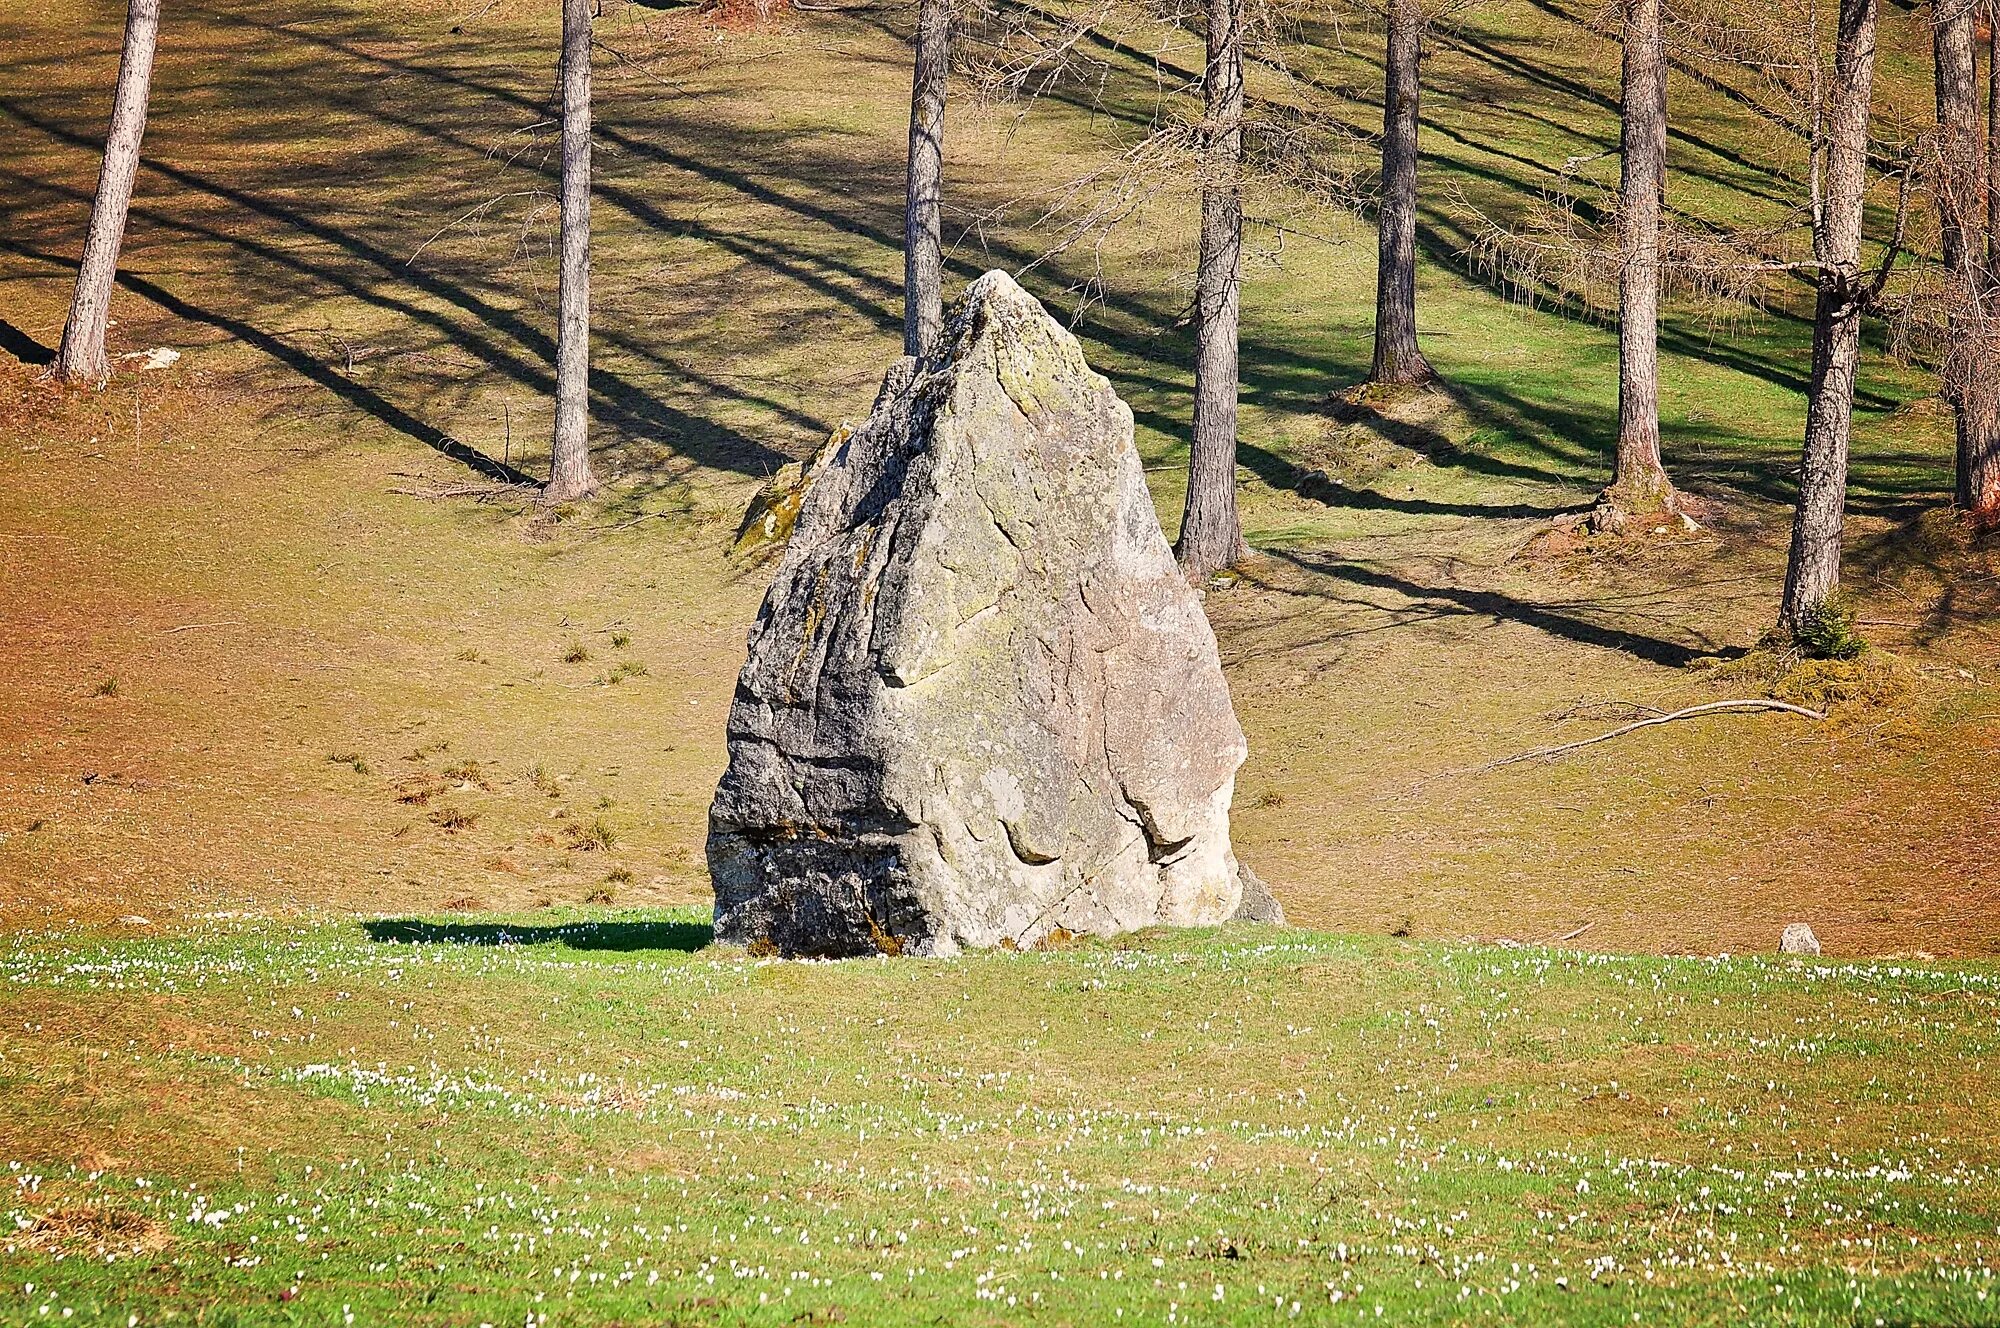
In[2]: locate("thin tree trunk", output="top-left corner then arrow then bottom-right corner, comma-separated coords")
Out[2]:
1936,0 -> 2000,516
54,0 -> 160,387
1937,2 -> 1981,290
1175,0 -> 1250,579
545,0 -> 597,504
903,0 -> 950,357
1987,2 -> 1998,288
1368,0 -> 1433,388
1779,0 -> 1880,635
1607,0 -> 1675,512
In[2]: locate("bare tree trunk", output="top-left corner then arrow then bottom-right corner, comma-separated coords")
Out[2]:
1176,0 -> 1250,579
1989,2 -> 1998,287
1936,0 -> 2000,516
1606,0 -> 1675,513
545,0 -> 598,504
1779,0 -> 1880,635
54,0 -> 160,388
903,0 -> 950,356
1368,0 -> 1433,387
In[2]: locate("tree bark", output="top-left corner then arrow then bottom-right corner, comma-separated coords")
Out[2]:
903,0 -> 950,357
1368,0 -> 1433,387
1607,0 -> 1675,511
1935,0 -> 2000,516
1175,0 -> 1250,579
1984,4 -> 2000,288
54,0 -> 160,388
545,0 -> 598,504
1988,2 -> 1998,287
1778,0 -> 1881,634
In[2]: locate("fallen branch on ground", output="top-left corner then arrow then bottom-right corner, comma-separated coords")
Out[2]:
160,621 -> 243,635
1469,699 -> 1826,772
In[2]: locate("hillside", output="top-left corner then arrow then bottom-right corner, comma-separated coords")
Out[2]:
1,0 -> 1996,961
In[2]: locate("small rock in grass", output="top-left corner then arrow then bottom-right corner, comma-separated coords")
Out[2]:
1780,922 -> 1821,955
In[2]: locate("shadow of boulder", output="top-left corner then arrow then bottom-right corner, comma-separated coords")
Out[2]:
362,918 -> 713,953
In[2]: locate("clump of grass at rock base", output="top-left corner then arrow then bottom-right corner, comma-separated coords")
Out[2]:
2,912 -> 1996,1324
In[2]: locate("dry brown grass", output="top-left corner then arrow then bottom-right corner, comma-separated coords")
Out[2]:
1695,645 -> 1917,713
16,1204 -> 175,1258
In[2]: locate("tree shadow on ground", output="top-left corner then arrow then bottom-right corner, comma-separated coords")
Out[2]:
0,94 -> 786,480
363,917 -> 714,951
0,318 -> 51,365
1266,548 -> 1752,666
1238,439 -> 1590,519
0,237 -> 539,483
3,0 -> 1946,513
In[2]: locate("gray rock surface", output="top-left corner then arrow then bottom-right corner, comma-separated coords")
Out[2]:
1230,866 -> 1287,926
708,271 -> 1253,956
1779,922 -> 1821,955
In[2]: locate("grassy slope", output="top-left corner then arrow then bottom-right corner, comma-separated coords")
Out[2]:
3,914 -> 1998,1325
2,0 -> 1996,955
3,1 -> 2000,1320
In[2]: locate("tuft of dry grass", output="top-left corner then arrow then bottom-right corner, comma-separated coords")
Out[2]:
1699,646 -> 1915,714
443,759 -> 492,789
394,775 -> 447,806
562,817 -> 617,852
20,1205 -> 173,1258
428,805 -> 480,832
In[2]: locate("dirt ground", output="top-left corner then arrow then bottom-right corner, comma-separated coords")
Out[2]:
3,0 -> 1997,958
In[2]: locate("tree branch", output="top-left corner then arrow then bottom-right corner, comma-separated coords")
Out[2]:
1466,699 -> 1827,773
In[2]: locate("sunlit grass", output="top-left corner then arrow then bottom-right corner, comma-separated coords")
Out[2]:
2,912 -> 1994,1323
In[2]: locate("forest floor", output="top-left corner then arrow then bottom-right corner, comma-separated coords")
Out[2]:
2,0 -> 1999,1319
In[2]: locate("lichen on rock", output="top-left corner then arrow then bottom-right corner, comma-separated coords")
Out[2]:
707,271 -> 1258,957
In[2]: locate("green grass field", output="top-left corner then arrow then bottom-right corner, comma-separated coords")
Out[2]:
5,914 -> 1998,1325
5,0 -> 2000,1322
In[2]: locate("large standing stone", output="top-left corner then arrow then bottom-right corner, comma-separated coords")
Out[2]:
708,271 -> 1253,957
